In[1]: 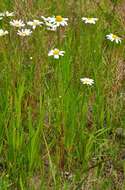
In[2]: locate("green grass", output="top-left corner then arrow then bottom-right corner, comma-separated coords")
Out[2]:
0,0 -> 125,189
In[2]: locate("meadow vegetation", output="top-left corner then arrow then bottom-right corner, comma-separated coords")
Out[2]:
0,0 -> 125,189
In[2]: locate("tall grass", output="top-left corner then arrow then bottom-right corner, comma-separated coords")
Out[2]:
0,0 -> 125,189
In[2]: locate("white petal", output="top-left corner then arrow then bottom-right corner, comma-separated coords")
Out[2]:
54,55 -> 59,59
33,25 -> 36,29
82,17 -> 87,21
48,51 -> 53,56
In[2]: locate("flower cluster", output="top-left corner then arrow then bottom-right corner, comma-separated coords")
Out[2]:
10,19 -> 31,36
9,18 -> 44,36
0,11 -> 123,86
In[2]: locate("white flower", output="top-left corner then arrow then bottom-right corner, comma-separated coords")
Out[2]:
10,19 -> 25,28
0,29 -> 8,36
41,15 -> 68,27
0,11 -> 14,17
82,17 -> 98,24
54,16 -> 68,27
27,19 -> 43,29
17,29 -> 32,36
0,17 -> 3,20
80,78 -> 94,86
0,13 -> 5,17
5,11 -> 14,17
106,33 -> 121,44
48,48 -> 65,59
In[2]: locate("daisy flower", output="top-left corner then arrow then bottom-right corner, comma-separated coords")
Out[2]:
41,15 -> 68,27
5,11 -> 14,17
106,33 -> 121,44
0,29 -> 8,36
17,29 -> 32,36
27,19 -> 43,29
80,78 -> 94,86
10,19 -> 25,28
82,17 -> 98,24
0,11 -> 14,17
0,13 -> 5,17
48,48 -> 65,59
54,15 -> 68,27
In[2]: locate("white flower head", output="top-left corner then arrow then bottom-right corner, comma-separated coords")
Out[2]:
48,48 -> 65,59
41,15 -> 68,27
0,13 -> 5,17
82,17 -> 98,24
106,33 -> 121,44
17,29 -> 32,36
0,17 -> 3,20
0,11 -> 14,17
10,19 -> 25,28
27,19 -> 43,29
54,15 -> 68,27
80,78 -> 94,86
5,11 -> 14,17
0,29 -> 8,36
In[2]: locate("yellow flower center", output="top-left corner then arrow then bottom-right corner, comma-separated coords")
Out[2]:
56,16 -> 63,22
16,23 -> 20,27
53,49 -> 59,55
88,18 -> 93,21
112,34 -> 118,39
